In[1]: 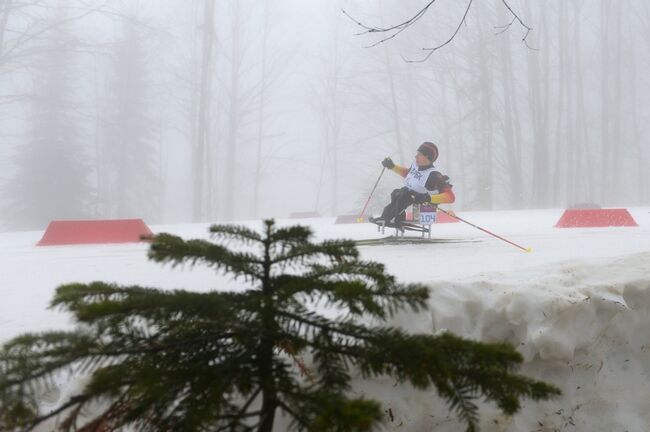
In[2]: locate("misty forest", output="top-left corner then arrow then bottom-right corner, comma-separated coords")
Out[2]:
1,0 -> 649,231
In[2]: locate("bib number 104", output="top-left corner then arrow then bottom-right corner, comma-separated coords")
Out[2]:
419,212 -> 437,225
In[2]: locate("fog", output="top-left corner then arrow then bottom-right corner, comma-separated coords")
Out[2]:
1,0 -> 648,231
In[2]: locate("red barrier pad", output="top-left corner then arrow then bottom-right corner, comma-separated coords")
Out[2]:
37,219 -> 153,246
555,209 -> 638,228
436,210 -> 460,223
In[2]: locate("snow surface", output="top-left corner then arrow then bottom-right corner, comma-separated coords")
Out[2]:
2,207 -> 650,431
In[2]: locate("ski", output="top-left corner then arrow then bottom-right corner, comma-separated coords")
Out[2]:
368,218 -> 431,234
353,236 -> 479,246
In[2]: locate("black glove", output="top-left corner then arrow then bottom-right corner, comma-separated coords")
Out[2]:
381,157 -> 395,169
413,192 -> 430,204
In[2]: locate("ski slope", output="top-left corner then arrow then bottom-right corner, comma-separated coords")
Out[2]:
1,207 -> 650,431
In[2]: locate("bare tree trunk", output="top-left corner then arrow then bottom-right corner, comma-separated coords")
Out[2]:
572,0 -> 593,203
405,63 -> 417,151
540,4 -> 551,207
383,44 -> 405,162
450,66 -> 467,208
527,44 -> 544,206
326,18 -> 345,217
193,0 -> 215,222
563,1 -> 576,206
630,14 -> 643,203
508,62 -> 524,208
329,58 -> 340,217
223,1 -> 241,221
540,6 -> 551,205
498,0 -> 523,208
314,24 -> 344,215
525,2 -> 548,208
552,0 -> 567,206
642,3 -> 650,203
92,56 -> 103,216
0,0 -> 13,57
314,129 -> 327,212
477,21 -> 494,210
438,66 -> 451,174
610,0 -> 622,204
252,0 -> 270,218
378,2 -> 405,162
600,0 -> 611,204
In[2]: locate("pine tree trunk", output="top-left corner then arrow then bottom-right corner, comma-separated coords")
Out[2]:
257,235 -> 277,432
257,392 -> 276,432
257,328 -> 277,432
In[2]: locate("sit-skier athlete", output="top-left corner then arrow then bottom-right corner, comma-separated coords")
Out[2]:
371,141 -> 455,229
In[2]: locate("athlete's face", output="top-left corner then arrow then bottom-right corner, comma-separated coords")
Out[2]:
415,151 -> 431,167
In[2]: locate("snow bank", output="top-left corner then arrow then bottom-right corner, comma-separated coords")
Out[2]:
376,251 -> 650,431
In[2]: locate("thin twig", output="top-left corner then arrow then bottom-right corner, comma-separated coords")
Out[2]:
498,0 -> 537,49
494,17 -> 516,35
406,0 -> 474,63
342,1 -> 437,48
342,1 -> 437,34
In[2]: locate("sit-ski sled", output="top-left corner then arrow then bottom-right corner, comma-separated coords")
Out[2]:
369,203 -> 440,238
362,204 -> 478,246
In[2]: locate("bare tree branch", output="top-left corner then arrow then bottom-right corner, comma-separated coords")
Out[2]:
344,0 -> 535,61
496,0 -> 536,50
2,0 -> 109,60
406,0 -> 474,63
342,0 -> 438,48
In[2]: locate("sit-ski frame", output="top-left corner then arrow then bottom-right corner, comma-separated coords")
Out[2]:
375,204 -> 438,239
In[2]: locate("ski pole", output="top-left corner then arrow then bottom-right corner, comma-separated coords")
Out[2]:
437,208 -> 532,253
357,167 -> 386,222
